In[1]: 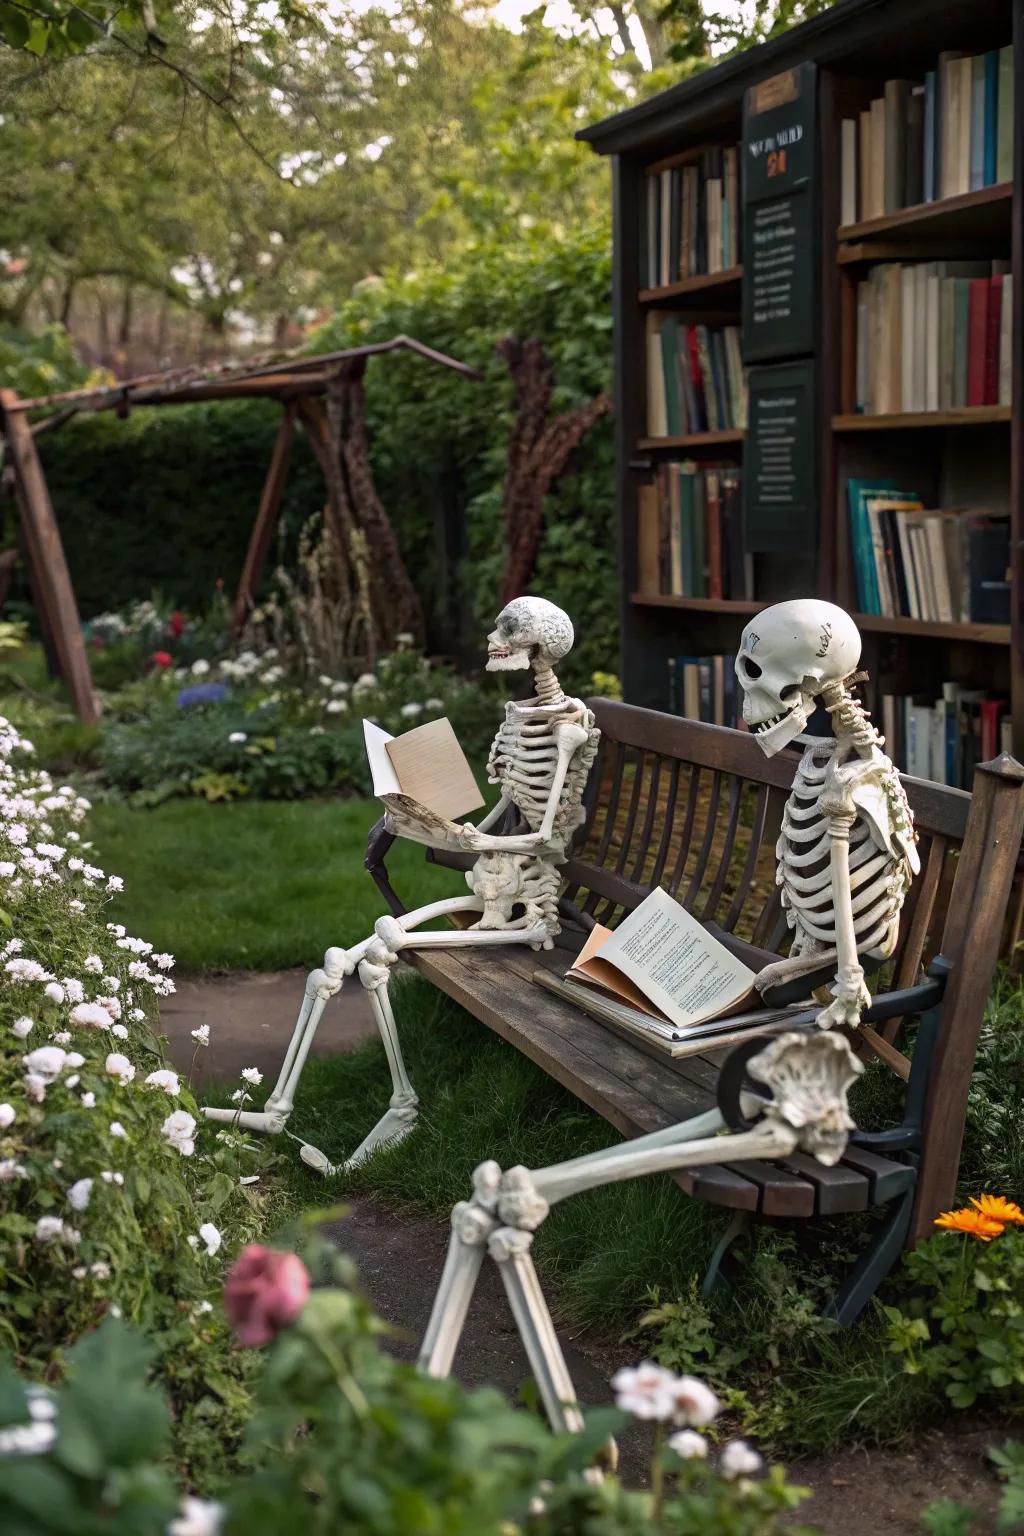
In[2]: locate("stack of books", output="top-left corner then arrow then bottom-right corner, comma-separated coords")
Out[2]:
667,654 -> 738,727
840,45 -> 1014,223
637,464 -> 750,601
643,147 -> 741,288
853,261 -> 1012,415
646,315 -> 746,436
847,480 -> 1011,624
878,683 -> 1011,786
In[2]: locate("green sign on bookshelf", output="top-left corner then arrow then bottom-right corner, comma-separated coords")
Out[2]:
741,60 -> 818,363
744,360 -> 818,556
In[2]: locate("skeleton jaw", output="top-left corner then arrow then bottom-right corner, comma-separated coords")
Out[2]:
745,695 -> 811,756
486,646 -> 531,672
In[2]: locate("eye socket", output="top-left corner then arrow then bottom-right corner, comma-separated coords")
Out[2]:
780,684 -> 800,701
741,657 -> 762,680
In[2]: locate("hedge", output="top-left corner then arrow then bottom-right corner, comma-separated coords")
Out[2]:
34,227 -> 617,691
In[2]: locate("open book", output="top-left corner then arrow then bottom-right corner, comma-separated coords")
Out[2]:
363,718 -> 484,823
548,886 -> 810,1056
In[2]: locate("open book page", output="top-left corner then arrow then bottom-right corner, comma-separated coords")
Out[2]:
566,923 -> 664,1021
362,717 -> 484,822
573,886 -> 758,1030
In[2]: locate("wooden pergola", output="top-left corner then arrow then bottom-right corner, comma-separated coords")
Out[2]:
0,337 -> 480,723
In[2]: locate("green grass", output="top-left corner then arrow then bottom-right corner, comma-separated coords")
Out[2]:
88,798 -> 460,972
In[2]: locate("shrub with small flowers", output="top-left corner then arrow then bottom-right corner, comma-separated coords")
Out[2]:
883,1193 -> 1024,1410
0,716 -> 262,1485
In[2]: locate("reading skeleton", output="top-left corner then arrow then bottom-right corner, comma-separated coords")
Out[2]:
202,596 -> 600,1170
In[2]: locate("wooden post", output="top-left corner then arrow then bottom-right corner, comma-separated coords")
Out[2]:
232,401 -> 296,630
911,753 -> 1024,1241
0,390 -> 99,724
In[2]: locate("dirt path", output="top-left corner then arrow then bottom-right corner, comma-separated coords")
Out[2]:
164,971 -> 1008,1532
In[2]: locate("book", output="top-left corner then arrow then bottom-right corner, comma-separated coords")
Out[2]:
997,45 -> 1014,183
969,53 -> 986,192
563,885 -> 767,1034
840,117 -> 857,224
636,483 -> 660,595
363,718 -> 484,822
641,146 -> 741,288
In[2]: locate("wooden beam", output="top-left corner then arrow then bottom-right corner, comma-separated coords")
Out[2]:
232,401 -> 297,630
0,389 -> 99,724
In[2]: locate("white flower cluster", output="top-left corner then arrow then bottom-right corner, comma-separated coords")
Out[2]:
611,1362 -> 763,1477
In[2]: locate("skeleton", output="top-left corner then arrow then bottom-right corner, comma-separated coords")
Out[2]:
202,596 -> 600,1171
418,1028 -> 863,1439
736,599 -> 920,1030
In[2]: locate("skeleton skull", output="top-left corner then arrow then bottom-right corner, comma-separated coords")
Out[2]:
486,596 -> 574,672
735,600 -> 861,756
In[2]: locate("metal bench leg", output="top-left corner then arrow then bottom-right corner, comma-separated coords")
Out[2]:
823,1182 -> 914,1326
700,1210 -> 751,1298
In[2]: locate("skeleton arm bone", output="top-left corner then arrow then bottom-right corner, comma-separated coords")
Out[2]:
816,807 -> 871,1029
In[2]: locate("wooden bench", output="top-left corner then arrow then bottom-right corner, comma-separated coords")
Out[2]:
367,698 -> 1024,1321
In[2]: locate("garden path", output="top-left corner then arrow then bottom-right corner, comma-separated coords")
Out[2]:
162,971 -> 1005,1532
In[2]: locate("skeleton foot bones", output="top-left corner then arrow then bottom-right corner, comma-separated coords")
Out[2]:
202,597 -> 600,1170
735,599 -> 919,1032
418,1030 -> 863,1434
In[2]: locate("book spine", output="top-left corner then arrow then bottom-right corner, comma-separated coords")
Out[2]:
985,273 -> 1003,407
924,71 -> 937,201
952,278 -> 970,407
966,277 -> 989,407
956,55 -> 973,195
706,470 -> 723,600
983,50 -> 999,186
841,118 -> 857,225
970,53 -> 987,191
884,79 -> 908,214
997,45 -> 1014,183
999,273 -> 1013,406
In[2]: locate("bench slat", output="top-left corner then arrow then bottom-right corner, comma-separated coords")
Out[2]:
777,1153 -> 870,1214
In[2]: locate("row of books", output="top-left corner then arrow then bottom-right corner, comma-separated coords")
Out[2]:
839,45 -> 1014,224
646,315 -> 747,436
637,464 -> 751,601
667,653 -> 738,727
847,479 -> 1011,624
643,146 -> 741,288
854,262 -> 1012,415
879,685 -> 1011,788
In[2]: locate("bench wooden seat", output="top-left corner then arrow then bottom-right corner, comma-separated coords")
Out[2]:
368,696 -> 1024,1319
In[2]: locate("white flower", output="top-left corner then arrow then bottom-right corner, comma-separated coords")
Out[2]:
96,995 -> 122,1021
105,1053 -> 135,1085
230,1088 -> 249,1103
228,732 -> 247,744
318,674 -> 333,687
325,698 -> 348,714
67,1177 -> 93,1211
83,955 -> 103,974
6,958 -> 51,982
196,1300 -> 213,1315
399,701 -> 423,718
169,1495 -> 224,1536
100,1170 -> 124,1185
0,1103 -> 15,1129
105,875 -> 124,893
669,1430 -> 708,1460
153,953 -> 175,971
353,671 -> 377,692
197,1222 -> 221,1257
670,1376 -> 721,1427
52,1031 -> 71,1045
129,1008 -> 145,1022
65,1052 -> 85,1069
22,1046 -> 66,1082
65,1075 -> 80,1089
424,696 -> 444,710
162,1109 -> 197,1157
144,1068 -> 181,1097
80,1092 -> 96,1108
191,1024 -> 210,1047
62,978 -> 85,1003
102,976 -> 120,992
611,1363 -> 677,1421
110,1023 -> 128,1040
68,899 -> 85,914
719,1440 -> 763,1480
91,1261 -> 111,1279
240,1066 -> 263,1085
191,659 -> 211,676
109,1121 -> 127,1138
0,1159 -> 27,1180
43,982 -> 65,1005
24,1074 -> 46,1103
0,861 -> 15,878
34,1216 -> 65,1244
70,1002 -> 112,1031
11,1016 -> 34,1039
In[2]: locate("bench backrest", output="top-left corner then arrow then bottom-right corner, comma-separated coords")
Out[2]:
568,699 -> 1024,1236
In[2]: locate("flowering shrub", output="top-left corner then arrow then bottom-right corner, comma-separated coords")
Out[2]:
0,715 -> 261,1481
884,1194 -> 1024,1410
0,1237 -> 814,1536
98,638 -> 498,804
83,594 -> 230,691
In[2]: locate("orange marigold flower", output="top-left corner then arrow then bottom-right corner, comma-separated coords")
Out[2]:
934,1207 -> 1005,1241
969,1194 -> 1024,1225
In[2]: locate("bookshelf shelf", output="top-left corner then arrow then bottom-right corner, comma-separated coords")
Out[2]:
855,614 -> 1011,646
639,267 -> 743,305
836,183 -> 1012,246
631,594 -> 763,615
833,407 -> 1012,432
637,430 -> 745,451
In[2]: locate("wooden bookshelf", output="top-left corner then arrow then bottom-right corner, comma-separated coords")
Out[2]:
638,266 -> 743,305
833,407 -> 1012,431
580,0 -> 1023,777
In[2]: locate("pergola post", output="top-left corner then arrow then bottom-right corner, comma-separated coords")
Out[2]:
232,400 -> 297,630
0,389 -> 99,724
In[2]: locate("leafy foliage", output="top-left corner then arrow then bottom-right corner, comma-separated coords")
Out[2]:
0,324 -> 97,398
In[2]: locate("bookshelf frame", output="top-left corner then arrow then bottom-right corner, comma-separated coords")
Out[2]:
581,0 -> 1024,757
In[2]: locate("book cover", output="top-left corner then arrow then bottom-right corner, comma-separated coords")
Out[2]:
365,718 -> 484,823
997,45 -> 1014,183
968,515 -> 1011,623
923,513 -> 954,621
858,109 -> 872,221
884,79 -> 909,213
956,55 -> 974,195
840,117 -> 857,225
669,466 -> 683,595
985,272 -> 1003,406
659,314 -> 682,435
900,266 -> 916,411
848,478 -> 900,614
905,83 -> 925,207
705,469 -> 723,600
966,277 -> 989,407
999,274 -> 1013,406
938,51 -> 963,198
925,268 -> 940,410
924,70 -> 937,201
969,53 -> 987,192
636,483 -> 661,595
869,96 -> 887,218
646,315 -> 668,436
952,278 -> 971,407
980,698 -> 1007,762
983,50 -> 999,186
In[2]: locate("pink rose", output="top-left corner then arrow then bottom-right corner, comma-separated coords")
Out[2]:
223,1245 -> 310,1347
